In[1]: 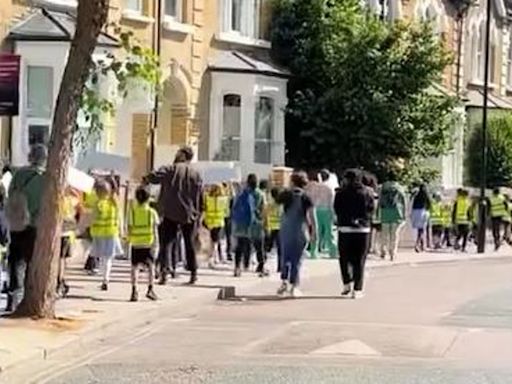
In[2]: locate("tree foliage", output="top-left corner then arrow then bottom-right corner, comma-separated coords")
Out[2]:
271,0 -> 458,182
75,26 -> 161,149
467,114 -> 512,188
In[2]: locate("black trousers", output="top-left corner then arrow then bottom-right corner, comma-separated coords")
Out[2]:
491,217 -> 502,246
235,237 -> 265,272
455,224 -> 470,251
158,218 -> 197,275
8,227 -> 37,300
338,232 -> 370,291
265,230 -> 282,272
224,217 -> 232,256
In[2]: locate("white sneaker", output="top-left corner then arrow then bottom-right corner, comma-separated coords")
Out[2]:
290,286 -> 303,298
352,290 -> 365,299
341,284 -> 351,296
276,282 -> 289,297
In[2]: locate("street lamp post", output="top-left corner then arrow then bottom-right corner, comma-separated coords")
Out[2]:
477,0 -> 492,253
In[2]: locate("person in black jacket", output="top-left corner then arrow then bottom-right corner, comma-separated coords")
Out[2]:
334,169 -> 375,299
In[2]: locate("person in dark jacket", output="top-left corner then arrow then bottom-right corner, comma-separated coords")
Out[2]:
143,147 -> 203,285
334,169 -> 375,299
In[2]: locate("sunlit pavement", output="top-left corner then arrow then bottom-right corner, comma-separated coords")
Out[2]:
28,257 -> 512,384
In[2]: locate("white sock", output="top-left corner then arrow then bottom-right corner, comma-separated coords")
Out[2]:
103,257 -> 113,283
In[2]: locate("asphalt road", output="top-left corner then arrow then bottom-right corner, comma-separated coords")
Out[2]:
39,258 -> 512,383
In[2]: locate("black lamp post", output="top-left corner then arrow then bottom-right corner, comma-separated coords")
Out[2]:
477,0 -> 493,253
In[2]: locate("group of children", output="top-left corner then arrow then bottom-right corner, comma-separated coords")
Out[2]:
202,182 -> 283,272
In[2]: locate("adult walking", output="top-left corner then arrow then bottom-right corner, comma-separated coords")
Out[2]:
232,174 -> 267,277
5,144 -> 46,311
143,147 -> 203,285
453,188 -> 471,252
334,169 -> 374,299
411,184 -> 431,252
379,173 -> 407,261
305,171 -> 336,258
276,171 -> 316,298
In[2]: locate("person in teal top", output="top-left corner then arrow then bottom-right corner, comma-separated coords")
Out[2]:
6,144 -> 46,312
378,177 -> 407,261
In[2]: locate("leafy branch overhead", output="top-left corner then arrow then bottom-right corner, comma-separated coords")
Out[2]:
271,0 -> 459,183
76,25 -> 161,149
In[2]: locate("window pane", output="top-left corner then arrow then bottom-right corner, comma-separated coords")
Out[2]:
28,125 -> 49,146
254,97 -> 274,164
255,97 -> 273,140
254,141 -> 271,164
165,0 -> 177,16
27,66 -> 53,119
222,94 -> 241,161
231,0 -> 242,32
125,0 -> 141,11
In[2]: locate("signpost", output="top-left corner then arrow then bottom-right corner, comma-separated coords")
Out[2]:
0,54 -> 21,116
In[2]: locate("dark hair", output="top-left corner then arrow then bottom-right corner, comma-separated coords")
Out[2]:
291,171 -> 308,188
362,171 -> 378,189
178,146 -> 194,162
247,174 -> 258,189
259,180 -> 269,190
319,169 -> 330,182
270,187 -> 280,200
412,185 -> 431,209
343,169 -> 362,187
493,187 -> 501,194
135,186 -> 151,204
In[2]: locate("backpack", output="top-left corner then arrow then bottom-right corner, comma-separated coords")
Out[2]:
231,189 -> 255,227
6,172 -> 38,232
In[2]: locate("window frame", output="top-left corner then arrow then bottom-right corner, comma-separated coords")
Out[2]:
507,39 -> 512,87
164,0 -> 181,21
26,65 -> 54,120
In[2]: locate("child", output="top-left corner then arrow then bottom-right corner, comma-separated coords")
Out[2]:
265,187 -> 282,272
90,180 -> 121,291
57,187 -> 79,297
128,186 -> 159,302
204,184 -> 228,268
429,193 -> 444,249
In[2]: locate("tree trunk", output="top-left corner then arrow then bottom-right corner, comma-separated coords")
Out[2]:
14,0 -> 110,319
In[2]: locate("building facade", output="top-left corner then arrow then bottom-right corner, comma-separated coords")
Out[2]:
0,0 -> 288,179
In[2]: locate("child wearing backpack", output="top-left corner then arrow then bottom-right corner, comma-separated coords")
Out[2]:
90,180 -> 122,291
128,186 -> 159,302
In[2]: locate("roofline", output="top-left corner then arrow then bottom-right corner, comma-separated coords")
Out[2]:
209,67 -> 290,79
8,35 -> 119,47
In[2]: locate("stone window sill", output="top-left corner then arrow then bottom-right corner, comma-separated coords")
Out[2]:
468,79 -> 497,89
121,10 -> 155,24
215,32 -> 271,49
32,0 -> 77,9
162,17 -> 194,34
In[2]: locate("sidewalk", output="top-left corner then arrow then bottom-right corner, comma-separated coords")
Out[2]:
0,245 -> 511,375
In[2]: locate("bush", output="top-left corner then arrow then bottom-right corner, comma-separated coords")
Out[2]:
467,114 -> 512,188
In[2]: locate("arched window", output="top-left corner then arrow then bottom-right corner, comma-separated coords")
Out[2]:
220,94 -> 241,161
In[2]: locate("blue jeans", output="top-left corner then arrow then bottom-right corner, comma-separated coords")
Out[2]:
280,236 -> 306,286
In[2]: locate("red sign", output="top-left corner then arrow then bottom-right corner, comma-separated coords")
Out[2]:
0,54 -> 21,116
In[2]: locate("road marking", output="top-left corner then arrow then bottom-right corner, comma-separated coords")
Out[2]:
311,339 -> 382,356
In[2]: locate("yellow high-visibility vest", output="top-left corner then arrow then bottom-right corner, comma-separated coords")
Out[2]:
455,197 -> 470,225
267,201 -> 282,231
441,203 -> 452,227
62,195 -> 77,237
90,198 -> 119,238
205,195 -> 228,229
84,191 -> 98,209
430,201 -> 443,226
490,194 -> 507,218
128,203 -> 155,247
